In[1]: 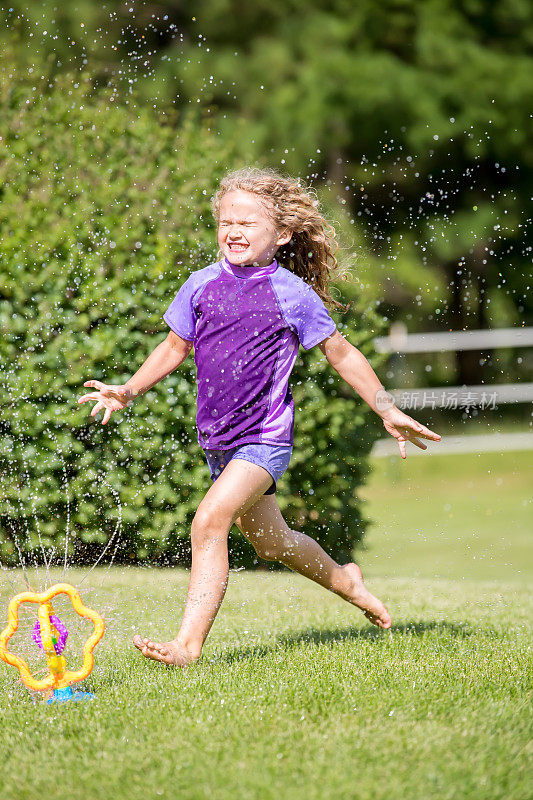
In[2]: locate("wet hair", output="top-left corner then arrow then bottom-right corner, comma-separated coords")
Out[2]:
212,167 -> 346,311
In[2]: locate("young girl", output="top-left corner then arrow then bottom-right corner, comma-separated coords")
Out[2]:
79,167 -> 440,667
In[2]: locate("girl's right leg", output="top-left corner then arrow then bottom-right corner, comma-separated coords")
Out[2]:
133,458 -> 274,666
235,494 -> 391,629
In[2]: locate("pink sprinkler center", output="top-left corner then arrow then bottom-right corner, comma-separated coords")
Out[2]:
32,615 -> 68,654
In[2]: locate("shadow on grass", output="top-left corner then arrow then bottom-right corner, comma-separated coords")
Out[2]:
94,622 -> 482,679
279,620 -> 475,646
220,621 -> 476,665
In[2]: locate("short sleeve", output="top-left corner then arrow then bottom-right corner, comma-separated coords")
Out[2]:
163,275 -> 198,341
290,283 -> 337,350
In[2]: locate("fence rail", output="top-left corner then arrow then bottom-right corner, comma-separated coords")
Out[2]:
389,382 -> 533,410
372,431 -> 533,457
372,324 -> 533,453
375,325 -> 533,354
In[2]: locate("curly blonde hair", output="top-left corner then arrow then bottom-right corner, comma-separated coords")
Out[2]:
212,167 -> 346,311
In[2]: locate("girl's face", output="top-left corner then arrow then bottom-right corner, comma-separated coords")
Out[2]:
217,190 -> 292,268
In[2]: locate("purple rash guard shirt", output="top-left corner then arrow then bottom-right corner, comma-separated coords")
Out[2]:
163,257 -> 337,450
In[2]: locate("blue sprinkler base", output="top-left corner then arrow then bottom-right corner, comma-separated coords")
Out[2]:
47,686 -> 95,704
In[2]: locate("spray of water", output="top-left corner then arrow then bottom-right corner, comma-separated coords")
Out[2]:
0,7 -> 529,603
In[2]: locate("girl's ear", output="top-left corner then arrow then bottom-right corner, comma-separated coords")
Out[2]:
277,229 -> 293,247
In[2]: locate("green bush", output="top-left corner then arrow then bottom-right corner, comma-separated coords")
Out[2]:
0,71 -> 385,569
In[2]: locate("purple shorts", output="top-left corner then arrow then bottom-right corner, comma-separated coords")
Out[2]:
203,443 -> 293,495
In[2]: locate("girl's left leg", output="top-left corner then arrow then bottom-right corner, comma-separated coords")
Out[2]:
235,494 -> 391,629
133,458 -> 273,666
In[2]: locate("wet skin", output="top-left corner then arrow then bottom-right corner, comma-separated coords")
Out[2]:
132,559 -> 391,668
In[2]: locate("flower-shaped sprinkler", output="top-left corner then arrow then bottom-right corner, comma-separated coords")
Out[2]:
0,583 -> 105,703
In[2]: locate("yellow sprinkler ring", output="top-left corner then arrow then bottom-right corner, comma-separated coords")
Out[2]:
0,583 -> 105,703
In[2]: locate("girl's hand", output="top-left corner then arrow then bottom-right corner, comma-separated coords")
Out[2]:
78,380 -> 135,425
381,406 -> 441,459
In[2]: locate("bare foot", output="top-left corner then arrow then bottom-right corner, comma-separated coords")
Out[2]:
337,563 -> 392,629
132,635 -> 199,667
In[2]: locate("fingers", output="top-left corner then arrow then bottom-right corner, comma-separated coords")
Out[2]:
83,380 -> 128,402
397,431 -> 432,457
418,426 -> 441,441
405,418 -> 441,441
78,393 -> 117,424
408,435 -> 427,450
386,414 -> 440,458
90,401 -> 105,418
83,380 -> 109,392
397,437 -> 406,459
396,430 -> 428,456
396,416 -> 441,444
78,392 -> 101,405
392,430 -> 424,458
91,397 -> 116,424
387,428 -> 407,459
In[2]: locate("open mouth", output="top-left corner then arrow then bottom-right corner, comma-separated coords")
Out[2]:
227,243 -> 249,252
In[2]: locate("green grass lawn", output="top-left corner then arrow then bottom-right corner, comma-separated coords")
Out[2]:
360,450 -> 532,582
0,449 -> 531,800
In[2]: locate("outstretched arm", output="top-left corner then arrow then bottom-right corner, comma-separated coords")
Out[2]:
78,332 -> 193,424
318,330 -> 441,458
